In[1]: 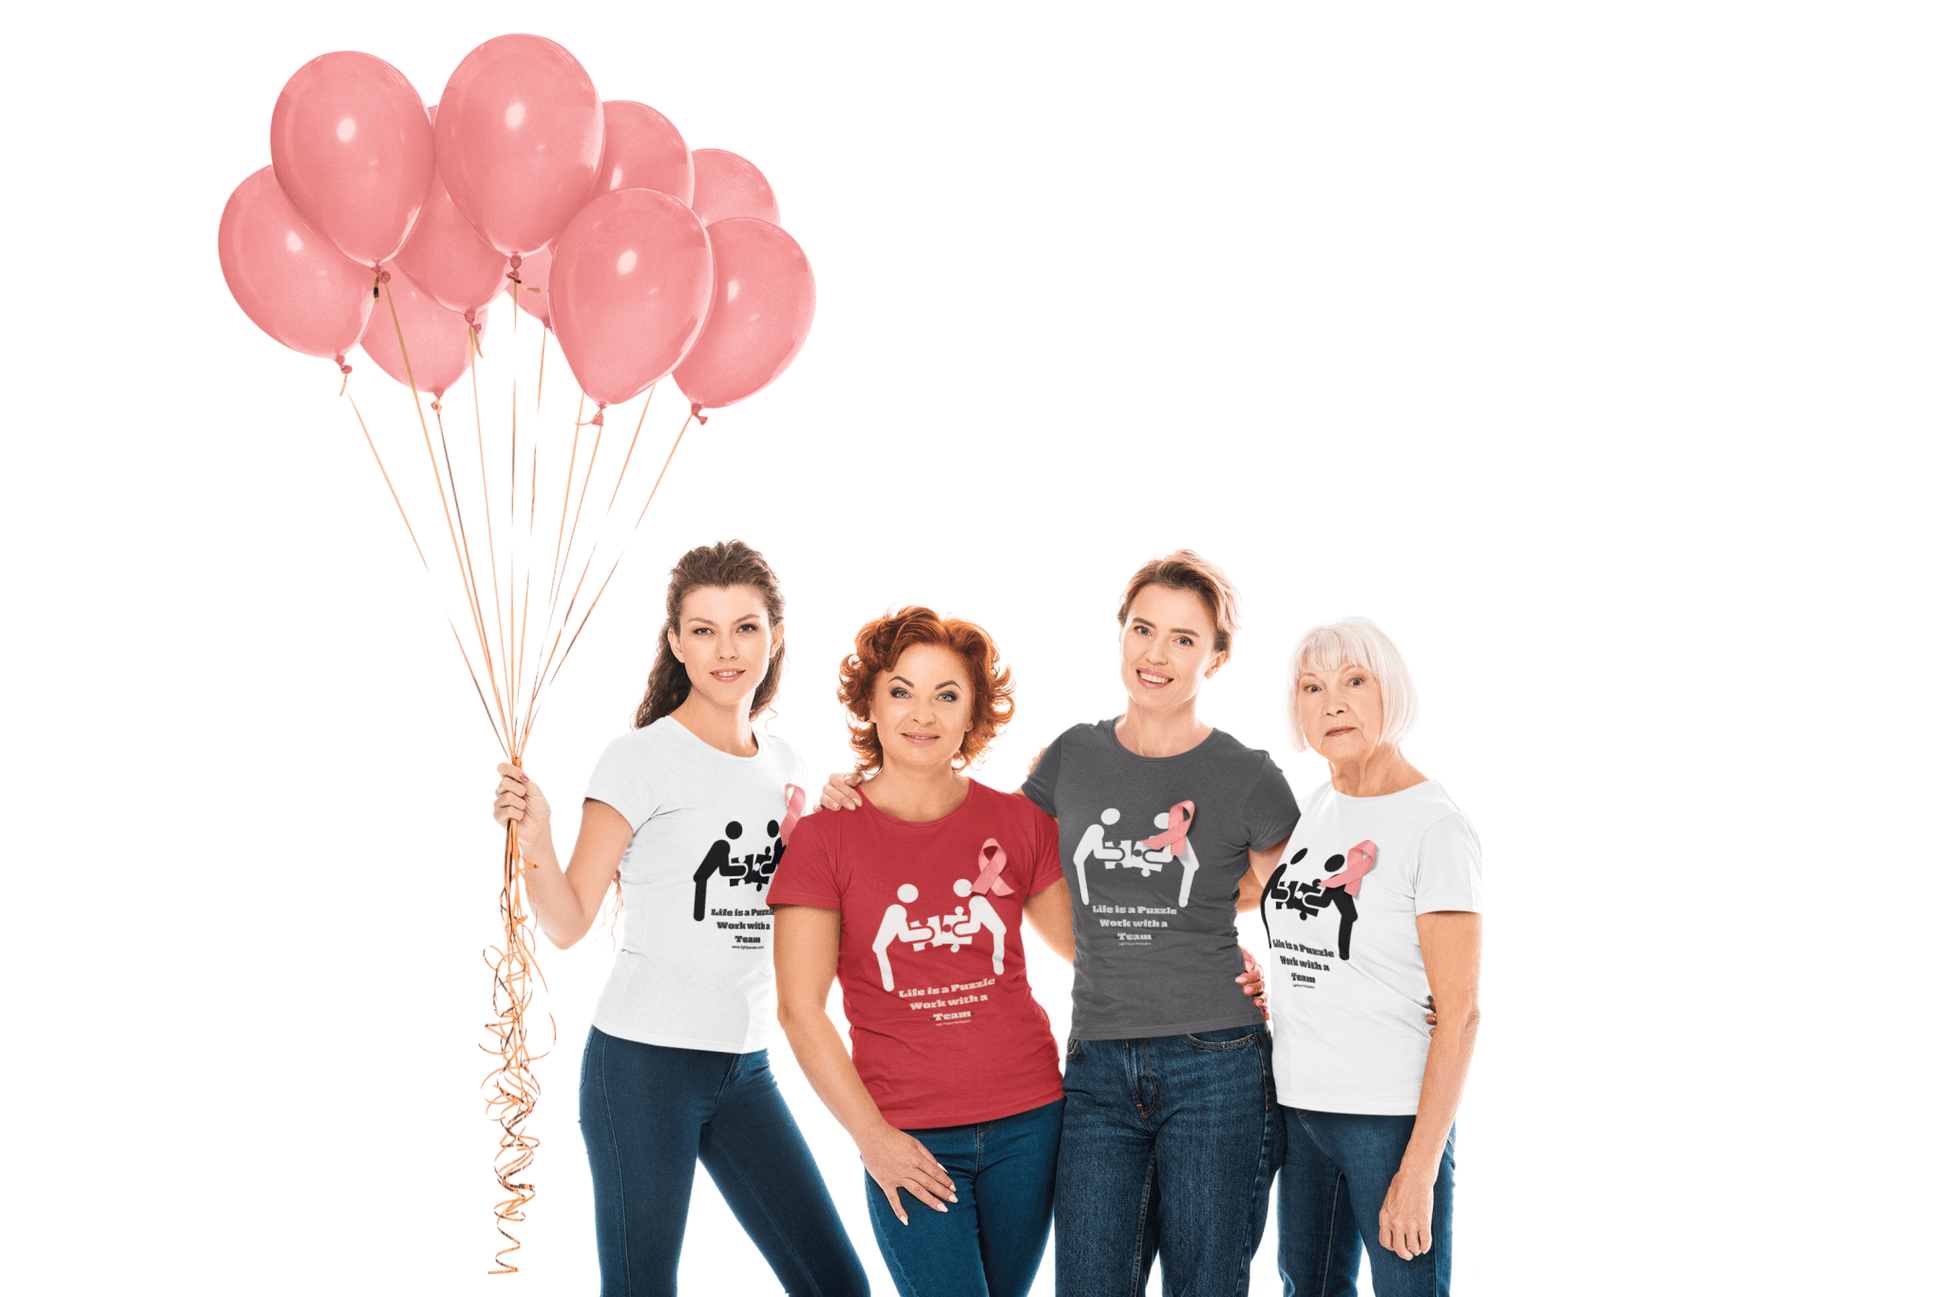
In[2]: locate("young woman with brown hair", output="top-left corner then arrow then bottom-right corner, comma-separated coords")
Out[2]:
491,540 -> 865,1297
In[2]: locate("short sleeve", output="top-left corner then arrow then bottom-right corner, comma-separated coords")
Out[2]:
1019,730 -> 1066,818
584,732 -> 660,830
1412,813 -> 1484,915
766,815 -> 844,910
1242,758 -> 1301,850
1024,800 -> 1065,895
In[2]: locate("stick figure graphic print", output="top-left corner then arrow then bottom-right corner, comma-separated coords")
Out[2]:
765,779 -> 1067,1130
1260,780 -> 1483,1115
581,717 -> 810,1054
1263,839 -> 1376,960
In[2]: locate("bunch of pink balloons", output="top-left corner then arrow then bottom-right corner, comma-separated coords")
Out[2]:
218,35 -> 816,415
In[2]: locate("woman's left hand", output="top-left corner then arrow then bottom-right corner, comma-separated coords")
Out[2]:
1378,1168 -> 1435,1260
1235,950 -> 1268,1020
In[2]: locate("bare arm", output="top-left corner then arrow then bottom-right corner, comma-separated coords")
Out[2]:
772,904 -> 958,1224
1023,880 -> 1075,963
1379,910 -> 1483,1261
493,764 -> 631,950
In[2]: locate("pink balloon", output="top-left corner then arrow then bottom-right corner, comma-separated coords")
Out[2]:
501,243 -> 552,328
394,169 -> 510,322
360,264 -> 486,400
689,149 -> 781,226
434,35 -> 603,255
550,189 -> 713,409
271,51 -> 435,267
218,167 -> 373,364
596,101 -> 694,204
674,218 -> 815,413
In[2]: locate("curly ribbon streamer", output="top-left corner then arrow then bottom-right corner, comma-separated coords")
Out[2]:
482,815 -> 551,1275
1140,800 -> 1196,854
1319,840 -> 1378,897
972,838 -> 1015,895
781,783 -> 806,846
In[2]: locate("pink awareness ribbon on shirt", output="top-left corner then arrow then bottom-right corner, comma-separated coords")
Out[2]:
780,784 -> 807,846
1319,840 -> 1378,897
1140,800 -> 1196,855
972,838 -> 1016,895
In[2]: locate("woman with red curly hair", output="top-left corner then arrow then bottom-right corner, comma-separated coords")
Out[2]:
769,608 -> 1075,1297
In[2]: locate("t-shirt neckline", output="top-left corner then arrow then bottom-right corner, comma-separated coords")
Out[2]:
857,776 -> 985,829
1326,777 -> 1438,804
1101,716 -> 1221,763
657,713 -> 768,764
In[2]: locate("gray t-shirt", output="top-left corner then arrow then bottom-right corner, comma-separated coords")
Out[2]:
1021,719 -> 1300,1039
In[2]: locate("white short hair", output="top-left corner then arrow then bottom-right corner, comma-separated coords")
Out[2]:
1289,617 -> 1418,751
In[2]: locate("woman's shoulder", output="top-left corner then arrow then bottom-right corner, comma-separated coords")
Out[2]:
755,727 -> 802,766
1035,719 -> 1108,755
968,777 -> 1050,823
1202,725 -> 1279,761
791,798 -> 849,843
593,717 -> 674,766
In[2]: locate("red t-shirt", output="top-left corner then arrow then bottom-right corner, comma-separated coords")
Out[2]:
767,779 -> 1067,1129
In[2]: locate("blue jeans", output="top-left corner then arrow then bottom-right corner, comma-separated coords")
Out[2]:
1055,1025 -> 1284,1297
864,1098 -> 1064,1297
1277,1109 -> 1456,1297
578,1027 -> 868,1297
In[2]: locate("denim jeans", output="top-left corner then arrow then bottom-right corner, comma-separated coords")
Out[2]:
864,1098 -> 1064,1297
1277,1109 -> 1456,1297
578,1027 -> 868,1297
1055,1025 -> 1283,1297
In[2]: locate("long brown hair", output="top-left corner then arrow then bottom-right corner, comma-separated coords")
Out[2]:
633,540 -> 787,728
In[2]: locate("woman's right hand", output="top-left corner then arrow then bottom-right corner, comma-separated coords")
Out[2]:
819,770 -> 864,811
858,1122 -> 956,1224
493,763 -> 552,853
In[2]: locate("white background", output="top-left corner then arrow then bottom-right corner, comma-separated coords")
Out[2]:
6,3 -> 1940,1294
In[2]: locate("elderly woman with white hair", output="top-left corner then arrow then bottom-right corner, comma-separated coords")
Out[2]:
1250,617 -> 1482,1297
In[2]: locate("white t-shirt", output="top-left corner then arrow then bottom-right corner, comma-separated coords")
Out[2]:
584,715 -> 808,1053
1263,779 -> 1483,1115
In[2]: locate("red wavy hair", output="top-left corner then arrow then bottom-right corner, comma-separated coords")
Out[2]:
838,607 -> 1015,774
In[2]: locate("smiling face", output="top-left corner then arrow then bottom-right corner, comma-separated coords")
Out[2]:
667,583 -> 777,712
869,643 -> 974,774
1119,583 -> 1226,712
1295,659 -> 1385,763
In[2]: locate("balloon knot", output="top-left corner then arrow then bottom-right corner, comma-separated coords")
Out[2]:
431,398 -> 442,413
691,402 -> 709,425
510,252 -> 524,272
